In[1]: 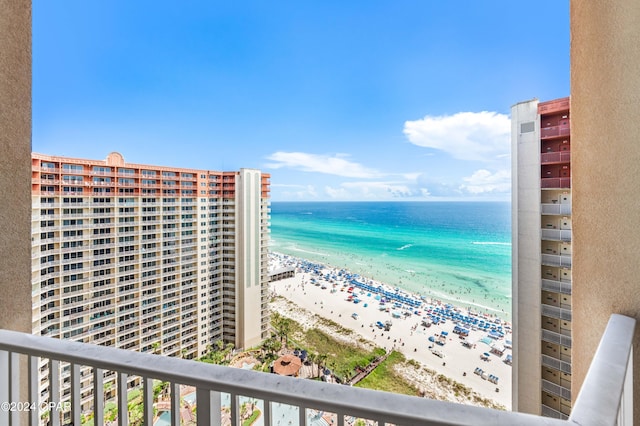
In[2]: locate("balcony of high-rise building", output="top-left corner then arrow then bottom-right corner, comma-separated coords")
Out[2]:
0,313 -> 634,425
2,0 -> 640,425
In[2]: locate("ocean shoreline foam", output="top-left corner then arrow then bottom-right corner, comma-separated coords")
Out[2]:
268,251 -> 512,409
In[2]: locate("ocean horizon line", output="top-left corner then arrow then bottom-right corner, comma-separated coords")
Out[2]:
270,200 -> 511,204
271,250 -> 510,319
270,201 -> 512,319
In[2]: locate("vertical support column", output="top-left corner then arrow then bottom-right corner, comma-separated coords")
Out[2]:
48,359 -> 60,426
0,351 -> 9,426
230,393 -> 238,426
28,356 -> 39,426
0,2 -> 33,424
143,377 -> 154,426
171,382 -> 180,426
117,372 -> 128,426
571,2 -> 640,424
196,388 -> 222,426
618,348 -> 633,426
263,399 -> 271,426
0,0 -> 33,332
70,363 -> 81,426
93,368 -> 104,426
511,99 -> 542,414
9,353 -> 20,426
298,405 -> 306,426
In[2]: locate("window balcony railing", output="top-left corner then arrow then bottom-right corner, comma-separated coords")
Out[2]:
0,314 -> 635,426
541,151 -> 571,165
542,328 -> 573,348
540,228 -> 571,242
541,278 -> 572,295
541,178 -> 571,189
542,354 -> 572,375
541,124 -> 571,139
542,254 -> 572,268
541,304 -> 573,322
541,203 -> 572,216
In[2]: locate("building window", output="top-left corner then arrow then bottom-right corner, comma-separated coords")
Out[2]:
62,164 -> 84,172
63,175 -> 84,183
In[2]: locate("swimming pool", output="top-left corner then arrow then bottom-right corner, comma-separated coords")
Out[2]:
154,392 -> 334,425
153,391 -> 199,426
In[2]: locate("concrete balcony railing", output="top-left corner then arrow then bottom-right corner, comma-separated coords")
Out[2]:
0,314 -> 635,426
541,229 -> 572,242
542,328 -> 573,348
541,278 -> 572,295
542,253 -> 572,268
542,354 -> 572,375
542,379 -> 572,401
541,304 -> 573,322
541,178 -> 571,189
541,151 -> 571,165
541,202 -> 572,216
541,124 -> 571,139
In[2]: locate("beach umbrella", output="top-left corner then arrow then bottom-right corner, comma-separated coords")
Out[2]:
273,354 -> 303,376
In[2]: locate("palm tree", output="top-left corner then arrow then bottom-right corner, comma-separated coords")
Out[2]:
271,313 -> 292,347
153,380 -> 169,401
316,354 -> 328,377
308,352 -> 318,377
261,335 -> 280,359
223,342 -> 235,363
200,339 -> 235,365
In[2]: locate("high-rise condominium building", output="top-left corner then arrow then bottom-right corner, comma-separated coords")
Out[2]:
511,97 -> 572,419
31,152 -> 270,409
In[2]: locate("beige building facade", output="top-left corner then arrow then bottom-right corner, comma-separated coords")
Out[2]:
512,3 -> 640,423
512,97 -> 573,419
3,0 -> 640,424
30,152 -> 270,409
571,1 -> 640,424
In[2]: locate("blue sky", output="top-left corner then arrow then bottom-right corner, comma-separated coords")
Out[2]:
33,1 -> 569,201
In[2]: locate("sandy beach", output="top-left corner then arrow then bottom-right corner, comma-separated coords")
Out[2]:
269,253 -> 512,409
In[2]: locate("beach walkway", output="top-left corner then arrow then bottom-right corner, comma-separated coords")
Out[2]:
269,252 -> 513,408
347,352 -> 390,385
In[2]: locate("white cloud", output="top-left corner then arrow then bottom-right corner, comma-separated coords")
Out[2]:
270,184 -> 306,188
324,185 -> 350,199
324,181 -> 431,200
265,151 -> 382,178
275,184 -> 318,199
459,169 -> 511,194
403,111 -> 510,162
305,185 -> 318,198
400,172 -> 422,181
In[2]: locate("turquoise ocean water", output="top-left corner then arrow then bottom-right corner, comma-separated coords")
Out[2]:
270,202 -> 512,320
